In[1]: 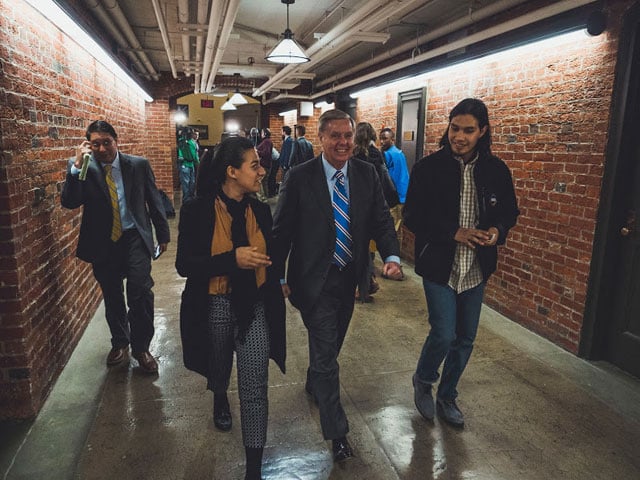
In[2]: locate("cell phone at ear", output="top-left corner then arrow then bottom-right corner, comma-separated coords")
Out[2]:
153,244 -> 162,260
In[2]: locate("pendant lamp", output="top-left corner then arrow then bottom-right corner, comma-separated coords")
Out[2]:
229,90 -> 248,105
220,95 -> 237,111
265,0 -> 310,64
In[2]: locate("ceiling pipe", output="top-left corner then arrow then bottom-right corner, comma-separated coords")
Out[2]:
81,0 -> 151,79
199,0 -> 225,93
178,0 -> 190,76
204,0 -> 242,93
297,0 -> 426,70
193,0 -> 208,87
298,0 -> 348,44
233,23 -> 281,44
151,0 -> 178,78
263,93 -> 314,105
99,0 -> 160,80
316,0 -> 529,88
310,0 -> 598,100
253,0 -> 426,96
217,63 -> 279,77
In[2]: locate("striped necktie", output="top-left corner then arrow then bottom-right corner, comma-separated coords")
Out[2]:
332,170 -> 352,267
104,164 -> 122,242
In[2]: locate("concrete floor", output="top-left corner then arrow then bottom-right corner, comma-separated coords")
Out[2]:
3,207 -> 640,480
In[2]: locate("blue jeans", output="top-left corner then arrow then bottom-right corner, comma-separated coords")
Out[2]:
179,164 -> 196,203
415,279 -> 485,400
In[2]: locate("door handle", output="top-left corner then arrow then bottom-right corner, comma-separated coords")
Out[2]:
621,210 -> 636,236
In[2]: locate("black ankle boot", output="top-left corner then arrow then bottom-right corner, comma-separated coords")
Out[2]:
213,393 -> 232,431
244,446 -> 263,480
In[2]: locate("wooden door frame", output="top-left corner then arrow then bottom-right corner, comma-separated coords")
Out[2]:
581,2 -> 640,359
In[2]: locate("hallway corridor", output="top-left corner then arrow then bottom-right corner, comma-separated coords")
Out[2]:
3,210 -> 640,480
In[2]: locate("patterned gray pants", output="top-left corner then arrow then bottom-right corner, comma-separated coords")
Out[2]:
206,295 -> 270,448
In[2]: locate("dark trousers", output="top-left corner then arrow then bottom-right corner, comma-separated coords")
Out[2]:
302,264 -> 356,440
92,230 -> 155,354
267,163 -> 279,197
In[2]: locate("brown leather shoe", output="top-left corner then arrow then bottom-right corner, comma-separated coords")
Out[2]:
133,351 -> 158,374
106,346 -> 128,366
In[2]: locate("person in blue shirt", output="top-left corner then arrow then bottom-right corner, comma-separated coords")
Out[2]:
380,128 -> 410,248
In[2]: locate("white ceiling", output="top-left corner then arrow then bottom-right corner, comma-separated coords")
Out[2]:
63,0 -> 598,101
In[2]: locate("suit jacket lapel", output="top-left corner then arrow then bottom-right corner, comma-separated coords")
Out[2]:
346,160 -> 362,243
307,157 -> 334,228
119,153 -> 134,208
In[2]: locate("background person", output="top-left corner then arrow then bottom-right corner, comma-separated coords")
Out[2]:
178,127 -> 201,203
403,98 -> 519,428
256,128 -> 275,198
353,122 -> 400,302
379,127 -> 409,249
279,125 -> 294,174
289,125 -> 315,168
176,137 -> 286,480
61,120 -> 170,374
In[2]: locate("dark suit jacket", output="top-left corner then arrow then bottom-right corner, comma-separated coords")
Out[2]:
175,195 -> 286,377
273,155 -> 399,312
61,153 -> 170,263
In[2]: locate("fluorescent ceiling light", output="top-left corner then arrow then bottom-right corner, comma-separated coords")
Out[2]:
24,0 -> 153,102
349,30 -> 586,99
350,32 -> 391,44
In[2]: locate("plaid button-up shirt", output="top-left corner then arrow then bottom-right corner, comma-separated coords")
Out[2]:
448,153 -> 483,293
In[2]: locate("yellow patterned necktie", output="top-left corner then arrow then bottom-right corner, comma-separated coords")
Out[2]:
104,164 -> 122,242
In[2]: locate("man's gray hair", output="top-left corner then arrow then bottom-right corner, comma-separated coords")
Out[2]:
318,109 -> 355,133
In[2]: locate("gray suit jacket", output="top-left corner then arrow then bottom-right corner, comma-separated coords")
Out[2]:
61,152 -> 170,264
273,155 -> 399,312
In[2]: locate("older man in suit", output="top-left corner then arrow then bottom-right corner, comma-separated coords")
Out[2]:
61,120 -> 170,374
273,109 -> 402,461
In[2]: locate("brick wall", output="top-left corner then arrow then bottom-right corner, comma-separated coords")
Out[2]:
355,2 -> 632,353
0,1 -> 170,419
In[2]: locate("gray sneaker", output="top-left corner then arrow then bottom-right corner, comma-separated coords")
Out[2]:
412,374 -> 434,420
436,397 -> 465,428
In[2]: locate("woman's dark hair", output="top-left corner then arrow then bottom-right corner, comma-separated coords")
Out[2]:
261,128 -> 271,138
439,98 -> 492,156
354,122 -> 377,157
86,120 -> 118,140
196,136 -> 255,198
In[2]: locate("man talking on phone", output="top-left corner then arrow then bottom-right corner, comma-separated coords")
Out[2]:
61,120 -> 170,374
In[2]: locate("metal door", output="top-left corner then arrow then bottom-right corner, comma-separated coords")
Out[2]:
396,88 -> 426,172
601,5 -> 640,377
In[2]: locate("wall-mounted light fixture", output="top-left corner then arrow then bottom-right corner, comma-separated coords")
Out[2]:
265,0 -> 310,64
24,0 -> 153,102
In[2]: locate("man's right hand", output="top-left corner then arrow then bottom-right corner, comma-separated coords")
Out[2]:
74,141 -> 92,169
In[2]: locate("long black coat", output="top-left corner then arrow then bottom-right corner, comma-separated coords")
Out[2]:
61,153 -> 170,262
175,195 -> 286,377
272,155 -> 399,312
